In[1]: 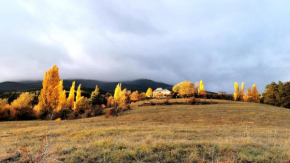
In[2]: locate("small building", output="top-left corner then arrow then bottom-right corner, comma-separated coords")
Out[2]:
153,88 -> 171,98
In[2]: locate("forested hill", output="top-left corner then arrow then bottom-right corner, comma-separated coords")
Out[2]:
0,79 -> 172,92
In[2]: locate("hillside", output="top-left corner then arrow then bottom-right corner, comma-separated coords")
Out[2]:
1,99 -> 290,162
0,79 -> 172,92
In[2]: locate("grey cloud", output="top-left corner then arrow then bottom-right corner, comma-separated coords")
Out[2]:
0,0 -> 290,93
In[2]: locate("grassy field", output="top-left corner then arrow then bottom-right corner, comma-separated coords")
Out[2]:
1,99 -> 290,162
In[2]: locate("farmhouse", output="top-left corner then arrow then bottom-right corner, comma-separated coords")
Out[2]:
153,88 -> 171,98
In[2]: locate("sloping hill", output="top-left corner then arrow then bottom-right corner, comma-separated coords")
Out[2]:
1,99 -> 290,162
0,79 -> 172,92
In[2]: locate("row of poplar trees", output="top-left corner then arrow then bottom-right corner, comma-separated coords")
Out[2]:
233,82 -> 260,103
34,65 -> 100,119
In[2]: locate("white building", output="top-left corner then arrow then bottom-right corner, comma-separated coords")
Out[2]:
153,88 -> 171,98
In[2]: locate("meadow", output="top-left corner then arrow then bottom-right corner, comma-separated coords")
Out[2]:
1,99 -> 290,162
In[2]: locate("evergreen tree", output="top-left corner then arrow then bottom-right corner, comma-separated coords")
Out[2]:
279,82 -> 290,108
277,81 -> 284,105
263,82 -> 279,106
90,85 -> 101,105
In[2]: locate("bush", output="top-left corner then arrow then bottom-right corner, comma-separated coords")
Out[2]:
82,105 -> 104,118
105,105 -> 131,118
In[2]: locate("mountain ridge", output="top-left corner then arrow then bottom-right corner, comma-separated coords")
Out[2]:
0,79 -> 172,92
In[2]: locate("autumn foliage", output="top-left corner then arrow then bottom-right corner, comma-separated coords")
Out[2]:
198,80 -> 206,97
130,91 -> 139,102
146,88 -> 153,98
173,81 -> 195,97
0,64 -> 270,121
233,82 -> 259,103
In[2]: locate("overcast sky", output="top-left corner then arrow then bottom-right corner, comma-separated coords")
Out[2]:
0,0 -> 290,93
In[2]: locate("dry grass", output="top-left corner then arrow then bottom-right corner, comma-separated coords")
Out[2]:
1,99 -> 290,162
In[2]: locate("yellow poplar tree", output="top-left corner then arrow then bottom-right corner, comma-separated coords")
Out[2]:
146,88 -> 153,98
240,82 -> 247,101
198,80 -> 206,96
74,84 -> 82,110
67,81 -> 75,109
90,85 -> 100,105
114,83 -> 122,99
56,80 -> 67,112
233,82 -> 239,101
252,84 -> 260,103
113,83 -> 128,106
91,85 -> 99,97
247,88 -> 252,102
35,65 -> 61,116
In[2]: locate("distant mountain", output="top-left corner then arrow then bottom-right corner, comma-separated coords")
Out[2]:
0,82 -> 37,91
0,79 -> 172,92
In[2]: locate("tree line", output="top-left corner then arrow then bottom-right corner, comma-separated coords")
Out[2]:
3,65 -> 290,121
0,65 -> 156,120
262,81 -> 290,108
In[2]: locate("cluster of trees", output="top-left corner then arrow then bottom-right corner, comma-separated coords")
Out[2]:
233,82 -> 260,103
263,81 -> 290,108
0,65 -> 108,120
106,83 -> 153,107
33,65 -> 105,119
7,65 -> 290,121
172,80 -> 207,97
0,93 -> 35,120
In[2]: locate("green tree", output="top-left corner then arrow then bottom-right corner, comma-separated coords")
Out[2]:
90,85 -> 101,105
278,82 -> 290,108
263,82 -> 279,106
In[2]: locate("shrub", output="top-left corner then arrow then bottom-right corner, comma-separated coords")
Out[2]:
82,105 -> 104,118
105,105 -> 131,118
10,93 -> 35,120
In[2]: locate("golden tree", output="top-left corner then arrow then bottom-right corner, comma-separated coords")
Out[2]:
247,88 -> 252,102
130,91 -> 139,102
56,80 -> 67,112
233,82 -> 239,101
252,84 -> 260,103
91,85 -> 99,97
0,98 -> 10,120
67,81 -> 75,109
146,88 -> 153,98
172,81 -> 195,97
107,96 -> 114,107
240,82 -> 247,101
114,83 -> 122,99
11,93 -> 35,120
113,83 -> 128,106
90,85 -> 100,105
139,92 -> 147,100
35,65 -> 61,117
74,84 -> 82,111
198,80 -> 206,97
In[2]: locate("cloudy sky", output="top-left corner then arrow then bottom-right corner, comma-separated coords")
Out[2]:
0,0 -> 290,93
